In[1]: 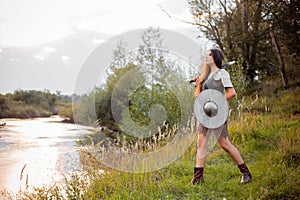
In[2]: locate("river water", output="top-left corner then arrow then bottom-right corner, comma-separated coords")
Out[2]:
0,116 -> 93,194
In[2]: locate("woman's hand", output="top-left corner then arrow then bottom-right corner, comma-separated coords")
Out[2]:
194,77 -> 202,87
190,76 -> 198,86
194,77 -> 203,97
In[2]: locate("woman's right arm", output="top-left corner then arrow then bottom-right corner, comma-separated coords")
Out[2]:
194,63 -> 209,97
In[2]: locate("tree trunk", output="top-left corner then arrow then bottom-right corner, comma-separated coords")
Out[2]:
269,29 -> 289,89
242,0 -> 252,81
219,0 -> 233,59
249,0 -> 263,81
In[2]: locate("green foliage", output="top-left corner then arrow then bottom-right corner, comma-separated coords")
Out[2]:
226,59 -> 249,115
0,90 -> 70,118
227,59 -> 249,96
72,94 -> 98,126
187,0 -> 299,85
58,104 -> 74,122
0,94 -> 9,114
13,90 -> 58,111
86,64 -> 141,130
129,84 -> 181,128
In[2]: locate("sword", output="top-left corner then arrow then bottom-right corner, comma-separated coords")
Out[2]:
222,61 -> 236,69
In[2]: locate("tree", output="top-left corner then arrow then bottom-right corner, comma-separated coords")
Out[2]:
187,0 -> 298,86
0,95 -> 9,116
128,84 -> 181,128
269,28 -> 289,88
94,28 -> 194,134
267,0 -> 300,84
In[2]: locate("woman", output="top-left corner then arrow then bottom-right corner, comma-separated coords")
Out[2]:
191,48 -> 252,184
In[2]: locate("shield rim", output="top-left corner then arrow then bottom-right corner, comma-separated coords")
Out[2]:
194,89 -> 229,129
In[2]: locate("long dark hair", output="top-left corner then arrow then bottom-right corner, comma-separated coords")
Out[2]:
210,48 -> 224,69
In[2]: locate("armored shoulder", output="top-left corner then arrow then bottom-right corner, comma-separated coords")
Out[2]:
218,69 -> 233,88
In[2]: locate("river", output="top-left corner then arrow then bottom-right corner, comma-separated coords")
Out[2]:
0,116 -> 93,194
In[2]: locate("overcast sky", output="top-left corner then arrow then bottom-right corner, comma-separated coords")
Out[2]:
0,0 -> 210,95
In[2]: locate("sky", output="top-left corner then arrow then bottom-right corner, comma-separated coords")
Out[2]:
0,0 -> 209,95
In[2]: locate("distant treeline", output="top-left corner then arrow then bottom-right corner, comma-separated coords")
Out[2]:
0,89 -> 75,119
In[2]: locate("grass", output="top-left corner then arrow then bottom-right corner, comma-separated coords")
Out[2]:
88,122 -> 299,199
5,86 -> 300,200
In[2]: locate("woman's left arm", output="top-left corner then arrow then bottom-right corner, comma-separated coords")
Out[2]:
225,87 -> 236,101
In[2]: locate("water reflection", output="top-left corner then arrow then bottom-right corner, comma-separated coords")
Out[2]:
0,116 -> 93,193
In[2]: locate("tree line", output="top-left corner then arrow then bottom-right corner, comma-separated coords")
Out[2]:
0,90 -> 73,119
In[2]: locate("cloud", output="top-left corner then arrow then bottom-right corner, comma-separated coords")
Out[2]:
61,55 -> 70,63
9,58 -> 20,61
0,0 -> 194,47
88,10 -> 112,17
0,29 -> 112,94
157,0 -> 188,15
34,47 -> 56,61
92,39 -> 106,44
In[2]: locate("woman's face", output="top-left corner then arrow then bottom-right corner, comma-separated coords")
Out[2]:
204,51 -> 214,65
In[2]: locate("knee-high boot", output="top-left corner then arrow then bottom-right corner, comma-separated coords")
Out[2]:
191,167 -> 204,185
238,163 -> 252,184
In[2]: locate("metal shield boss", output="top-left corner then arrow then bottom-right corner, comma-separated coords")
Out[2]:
194,89 -> 229,129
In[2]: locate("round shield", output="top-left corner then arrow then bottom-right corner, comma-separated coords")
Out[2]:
194,89 -> 229,129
